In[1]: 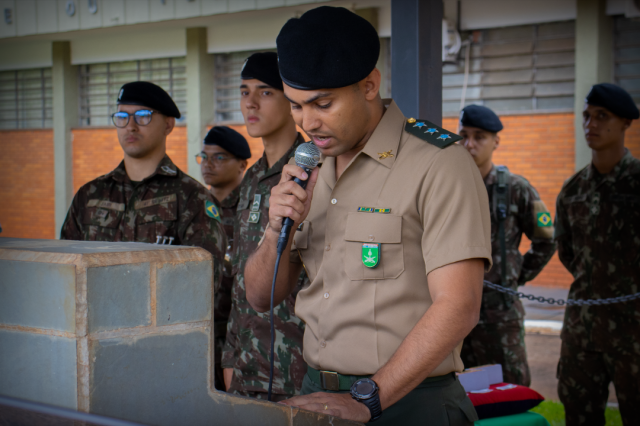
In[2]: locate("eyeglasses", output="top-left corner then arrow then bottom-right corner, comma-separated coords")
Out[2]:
195,152 -> 234,166
111,110 -> 155,128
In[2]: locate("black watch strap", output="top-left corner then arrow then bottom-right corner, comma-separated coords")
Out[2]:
361,393 -> 383,422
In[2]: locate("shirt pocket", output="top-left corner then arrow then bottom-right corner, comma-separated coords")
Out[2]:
344,212 -> 404,281
81,200 -> 125,241
135,195 -> 178,243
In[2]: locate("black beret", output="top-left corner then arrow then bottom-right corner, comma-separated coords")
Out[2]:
241,52 -> 284,91
585,83 -> 639,120
276,6 -> 380,90
203,126 -> 251,160
117,81 -> 181,118
460,105 -> 503,133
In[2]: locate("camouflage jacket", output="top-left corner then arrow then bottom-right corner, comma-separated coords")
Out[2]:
214,186 -> 240,324
221,134 -> 309,397
60,155 -> 226,290
480,165 -> 556,323
555,149 -> 640,351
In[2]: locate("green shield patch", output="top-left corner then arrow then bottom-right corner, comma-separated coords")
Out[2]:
537,212 -> 552,227
362,243 -> 380,268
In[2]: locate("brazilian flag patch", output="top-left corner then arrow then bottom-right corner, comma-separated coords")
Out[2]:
205,200 -> 221,222
537,212 -> 552,227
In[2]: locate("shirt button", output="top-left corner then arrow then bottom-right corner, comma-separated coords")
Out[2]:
320,341 -> 326,348
331,198 -> 337,205
369,235 -> 375,241
325,244 -> 331,251
324,292 -> 330,299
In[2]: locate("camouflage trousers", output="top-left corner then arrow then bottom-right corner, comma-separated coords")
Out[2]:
557,341 -> 640,426
461,318 -> 531,386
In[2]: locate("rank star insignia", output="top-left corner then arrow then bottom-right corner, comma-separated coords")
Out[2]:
378,150 -> 394,160
436,134 -> 451,140
537,212 -> 552,227
425,128 -> 438,135
413,122 -> 426,128
204,200 -> 221,222
362,243 -> 380,268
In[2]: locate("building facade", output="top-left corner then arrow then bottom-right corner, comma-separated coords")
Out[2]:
0,0 -> 639,288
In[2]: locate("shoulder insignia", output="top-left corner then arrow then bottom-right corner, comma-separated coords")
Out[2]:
205,200 -> 221,222
404,118 -> 461,148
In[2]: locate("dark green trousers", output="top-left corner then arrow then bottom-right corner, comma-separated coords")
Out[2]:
301,372 -> 478,425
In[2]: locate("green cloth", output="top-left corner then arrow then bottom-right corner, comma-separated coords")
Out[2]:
475,412 -> 550,426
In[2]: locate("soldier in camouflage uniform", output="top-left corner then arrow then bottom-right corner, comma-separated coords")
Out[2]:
221,52 -> 308,400
555,83 -> 640,426
197,126 -> 251,391
61,81 -> 226,295
458,105 -> 556,386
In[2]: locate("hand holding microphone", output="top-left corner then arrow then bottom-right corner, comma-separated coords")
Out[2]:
269,143 -> 321,255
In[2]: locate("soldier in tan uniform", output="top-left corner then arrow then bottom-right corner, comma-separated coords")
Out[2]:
197,125 -> 251,391
243,7 -> 492,424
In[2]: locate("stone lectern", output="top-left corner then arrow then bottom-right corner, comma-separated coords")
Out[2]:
0,238 -> 358,426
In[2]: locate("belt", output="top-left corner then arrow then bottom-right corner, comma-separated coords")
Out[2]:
307,366 -> 370,391
307,366 -> 456,392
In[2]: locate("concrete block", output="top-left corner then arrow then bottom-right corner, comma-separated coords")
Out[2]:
0,238 -> 360,426
156,261 -> 211,325
87,263 -> 151,332
0,330 -> 77,409
0,260 -> 75,332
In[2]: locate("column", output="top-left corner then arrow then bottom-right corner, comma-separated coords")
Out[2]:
52,41 -> 77,237
574,0 -> 613,170
391,0 -> 443,125
186,27 -> 214,182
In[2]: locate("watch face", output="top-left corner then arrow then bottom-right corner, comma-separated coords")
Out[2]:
353,379 -> 377,399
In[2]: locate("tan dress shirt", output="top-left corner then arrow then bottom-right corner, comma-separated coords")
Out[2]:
291,100 -> 492,376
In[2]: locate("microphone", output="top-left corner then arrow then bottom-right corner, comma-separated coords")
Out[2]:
276,142 -> 321,255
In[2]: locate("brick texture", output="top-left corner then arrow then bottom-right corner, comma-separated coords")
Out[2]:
0,130 -> 55,239
2,115 -> 639,288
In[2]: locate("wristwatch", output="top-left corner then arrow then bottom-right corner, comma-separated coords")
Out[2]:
350,378 -> 383,422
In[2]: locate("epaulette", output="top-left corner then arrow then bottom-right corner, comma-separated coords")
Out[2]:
404,118 -> 461,148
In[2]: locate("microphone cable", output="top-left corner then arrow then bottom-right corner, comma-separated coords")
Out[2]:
267,251 -> 282,402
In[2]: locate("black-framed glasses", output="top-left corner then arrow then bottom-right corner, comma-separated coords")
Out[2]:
195,152 -> 234,166
111,110 -> 155,128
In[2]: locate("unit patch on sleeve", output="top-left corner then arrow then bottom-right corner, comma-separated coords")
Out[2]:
405,118 -> 462,148
205,200 -> 221,222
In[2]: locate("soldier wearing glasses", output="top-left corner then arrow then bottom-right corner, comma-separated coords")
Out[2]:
61,81 -> 226,291
196,126 -> 251,391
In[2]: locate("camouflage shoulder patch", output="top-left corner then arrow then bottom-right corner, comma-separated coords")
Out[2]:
205,200 -> 222,222
404,118 -> 461,148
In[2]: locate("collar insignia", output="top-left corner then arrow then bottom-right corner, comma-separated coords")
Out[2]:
378,150 -> 394,160
161,165 -> 177,175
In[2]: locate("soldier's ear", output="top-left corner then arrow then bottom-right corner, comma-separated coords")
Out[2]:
493,133 -> 500,150
164,116 -> 175,136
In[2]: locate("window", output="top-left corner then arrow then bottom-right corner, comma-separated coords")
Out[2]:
78,57 -> 186,127
443,21 -> 576,115
0,68 -> 52,129
214,50 -> 274,124
614,17 -> 640,105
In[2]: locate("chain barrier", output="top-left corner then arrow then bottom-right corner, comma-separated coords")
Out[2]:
483,280 -> 640,307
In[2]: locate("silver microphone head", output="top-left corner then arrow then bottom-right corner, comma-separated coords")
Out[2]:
294,142 -> 321,170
